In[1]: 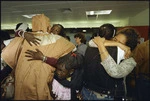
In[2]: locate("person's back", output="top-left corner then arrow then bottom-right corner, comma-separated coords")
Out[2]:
83,46 -> 124,99
132,39 -> 150,100
133,40 -> 149,76
1,14 -> 75,100
83,23 -> 117,87
82,23 -> 122,100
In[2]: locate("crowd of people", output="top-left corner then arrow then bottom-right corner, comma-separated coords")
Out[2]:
1,14 -> 149,100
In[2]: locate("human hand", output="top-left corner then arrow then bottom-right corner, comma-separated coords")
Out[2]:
24,32 -> 41,46
118,43 -> 131,59
92,36 -> 105,46
124,47 -> 131,59
25,49 -> 44,61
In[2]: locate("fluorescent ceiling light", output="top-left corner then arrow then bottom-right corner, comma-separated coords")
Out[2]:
86,10 -> 112,15
89,11 -> 94,15
82,30 -> 86,32
22,14 -> 41,18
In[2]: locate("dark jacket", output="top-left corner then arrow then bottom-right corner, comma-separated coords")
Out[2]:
83,46 -> 125,98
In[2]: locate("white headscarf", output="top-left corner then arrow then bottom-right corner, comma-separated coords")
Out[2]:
14,23 -> 29,32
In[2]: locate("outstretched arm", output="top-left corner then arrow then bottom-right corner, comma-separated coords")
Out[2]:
25,49 -> 58,67
104,40 -> 131,59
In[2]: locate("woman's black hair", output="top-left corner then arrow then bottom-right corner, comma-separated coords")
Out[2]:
74,32 -> 86,44
98,23 -> 116,40
117,27 -> 139,51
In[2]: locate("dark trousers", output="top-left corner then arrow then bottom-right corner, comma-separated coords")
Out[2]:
135,77 -> 150,100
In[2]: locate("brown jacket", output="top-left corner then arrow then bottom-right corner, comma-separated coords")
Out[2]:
133,40 -> 149,76
1,34 -> 75,100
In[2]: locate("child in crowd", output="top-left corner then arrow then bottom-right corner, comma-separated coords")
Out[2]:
47,52 -> 84,100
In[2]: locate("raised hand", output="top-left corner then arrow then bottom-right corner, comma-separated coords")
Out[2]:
25,49 -> 44,61
24,32 -> 41,46
117,43 -> 131,59
92,36 -> 105,46
123,45 -> 131,59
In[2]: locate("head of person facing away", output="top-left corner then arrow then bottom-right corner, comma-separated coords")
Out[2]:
74,32 -> 86,45
90,23 -> 116,40
32,14 -> 67,37
113,27 -> 139,51
32,14 -> 51,33
55,52 -> 83,80
98,23 -> 116,40
89,23 -> 116,47
50,24 -> 66,37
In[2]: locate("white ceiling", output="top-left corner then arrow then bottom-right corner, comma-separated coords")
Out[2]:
1,1 -> 149,29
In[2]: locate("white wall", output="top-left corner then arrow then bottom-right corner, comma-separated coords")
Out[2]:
52,18 -> 129,28
129,8 -> 149,26
2,8 -> 149,29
